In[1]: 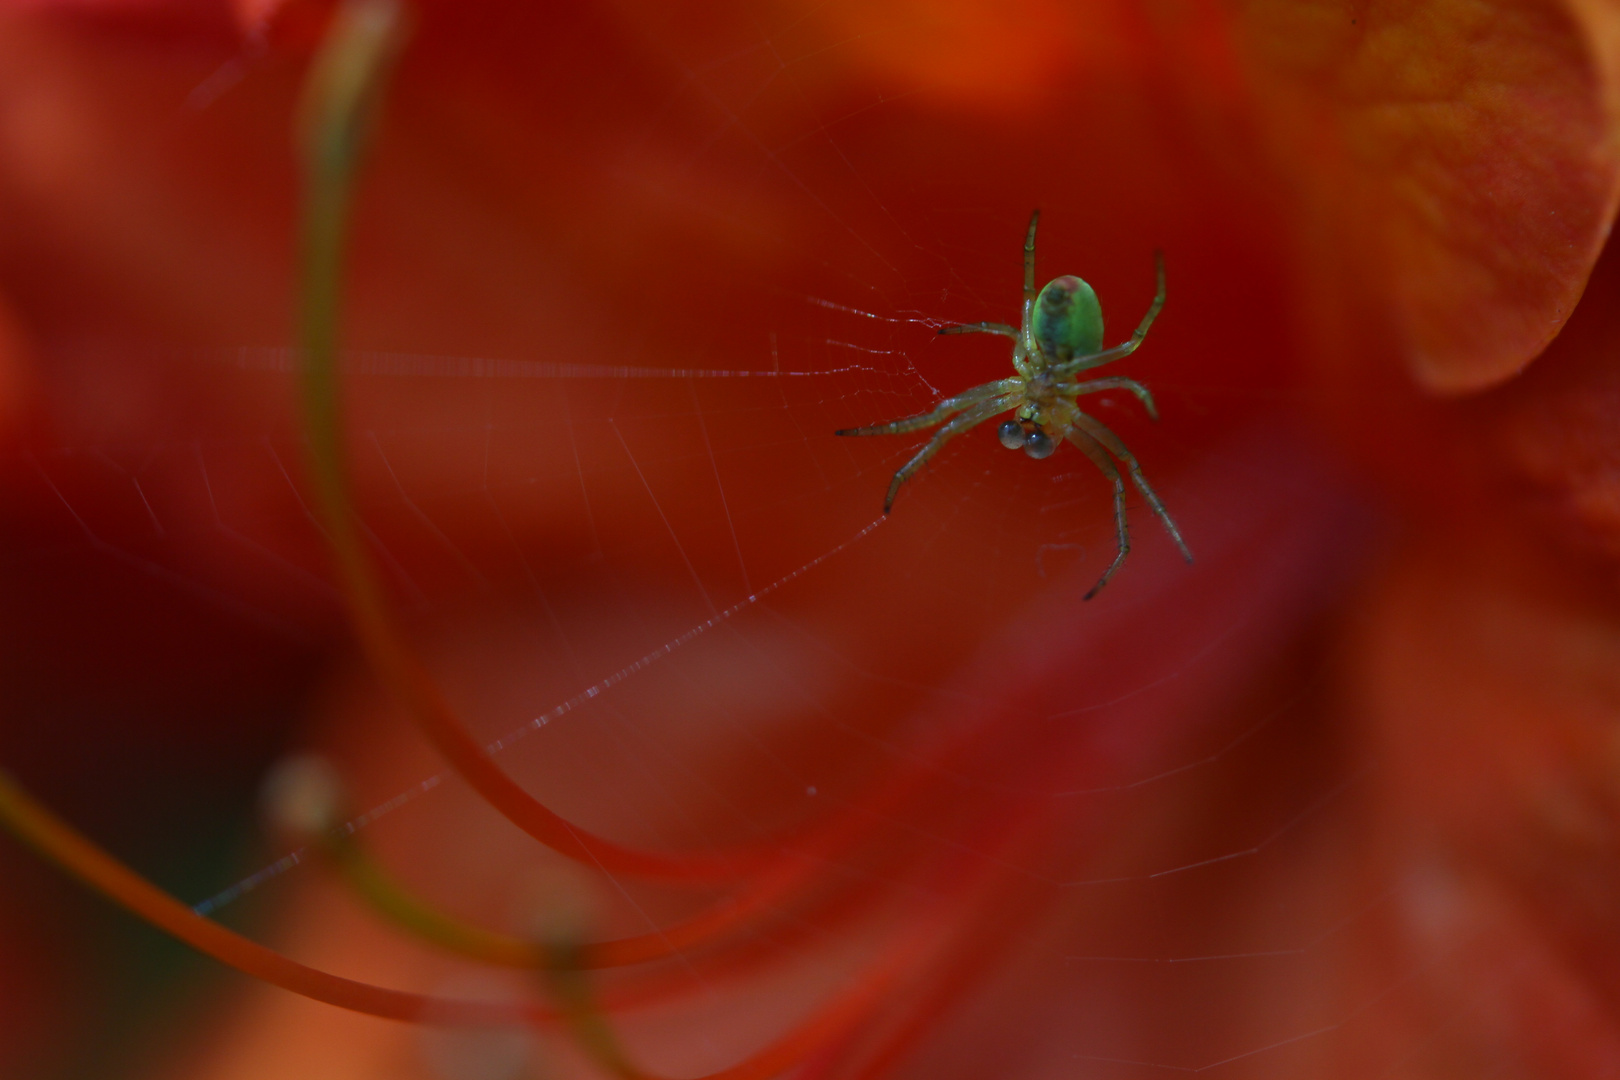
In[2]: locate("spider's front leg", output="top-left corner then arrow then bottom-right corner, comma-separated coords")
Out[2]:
881,395 -> 1017,513
835,379 -> 1018,438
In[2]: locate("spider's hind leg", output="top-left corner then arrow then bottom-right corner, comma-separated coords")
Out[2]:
1065,376 -> 1159,420
1066,428 -> 1129,600
1073,414 -> 1192,563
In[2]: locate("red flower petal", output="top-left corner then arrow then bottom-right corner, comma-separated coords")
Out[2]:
1243,0 -> 1620,392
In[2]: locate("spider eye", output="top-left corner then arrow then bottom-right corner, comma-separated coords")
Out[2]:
997,420 -> 1025,450
1023,429 -> 1056,459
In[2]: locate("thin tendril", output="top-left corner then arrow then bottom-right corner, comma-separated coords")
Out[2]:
0,769 -> 551,1027
292,0 -> 775,885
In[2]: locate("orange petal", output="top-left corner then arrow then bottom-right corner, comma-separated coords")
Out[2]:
1242,0 -> 1620,392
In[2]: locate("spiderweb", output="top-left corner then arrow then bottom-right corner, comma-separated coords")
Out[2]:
6,4 -> 1413,1078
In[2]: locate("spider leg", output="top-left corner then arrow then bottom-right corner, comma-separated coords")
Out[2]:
1062,377 -> 1159,420
938,322 -> 1019,339
1024,210 -> 1040,301
1064,428 -> 1130,601
882,395 -> 1017,513
1021,210 -> 1040,351
1051,250 -> 1166,378
836,379 -> 1018,438
1072,413 -> 1192,563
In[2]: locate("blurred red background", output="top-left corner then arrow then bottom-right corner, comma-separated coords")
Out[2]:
1,1 -> 1619,1078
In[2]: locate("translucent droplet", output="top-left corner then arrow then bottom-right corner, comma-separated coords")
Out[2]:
997,420 -> 1025,450
259,753 -> 343,839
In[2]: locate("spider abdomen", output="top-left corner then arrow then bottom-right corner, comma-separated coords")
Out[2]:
1032,274 -> 1103,363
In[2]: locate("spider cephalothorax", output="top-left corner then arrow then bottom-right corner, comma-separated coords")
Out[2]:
836,210 -> 1192,599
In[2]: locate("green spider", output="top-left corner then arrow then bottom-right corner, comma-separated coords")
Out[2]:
837,210 -> 1193,599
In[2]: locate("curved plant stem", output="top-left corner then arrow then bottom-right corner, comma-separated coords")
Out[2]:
293,0 -> 772,885
0,762 -> 941,1076
841,860 -> 1050,1080
322,826 -> 851,968
0,769 -> 549,1027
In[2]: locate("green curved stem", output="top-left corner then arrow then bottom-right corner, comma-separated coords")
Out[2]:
294,0 -> 770,884
0,769 -> 549,1026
